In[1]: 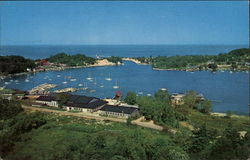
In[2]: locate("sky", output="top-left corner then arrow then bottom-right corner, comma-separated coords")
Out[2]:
0,1 -> 249,45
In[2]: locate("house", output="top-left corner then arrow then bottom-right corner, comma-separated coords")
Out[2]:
63,95 -> 107,112
98,105 -> 139,118
171,93 -> 185,105
36,95 -> 59,107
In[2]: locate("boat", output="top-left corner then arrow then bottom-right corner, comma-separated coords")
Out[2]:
57,75 -> 61,77
100,82 -> 104,88
230,71 -> 233,74
78,84 -> 83,87
10,80 -> 13,82
93,77 -> 97,85
147,94 -> 152,96
25,79 -> 30,82
82,83 -> 88,90
4,82 -> 10,85
138,91 -> 143,95
86,73 -> 93,81
62,81 -> 68,84
89,89 -> 96,93
15,80 -> 19,82
105,73 -> 112,81
160,88 -> 167,91
113,80 -> 119,89
70,79 -> 77,82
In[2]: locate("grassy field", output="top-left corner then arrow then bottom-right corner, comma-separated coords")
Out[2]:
6,112 -> 170,160
2,109 -> 249,160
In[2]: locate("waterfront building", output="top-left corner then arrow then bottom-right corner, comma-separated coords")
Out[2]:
98,105 -> 139,118
171,93 -> 185,105
36,95 -> 59,107
63,95 -> 107,112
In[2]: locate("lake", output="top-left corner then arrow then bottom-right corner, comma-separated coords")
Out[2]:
1,61 -> 249,115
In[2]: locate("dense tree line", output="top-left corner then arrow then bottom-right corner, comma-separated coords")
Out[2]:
48,53 -> 96,66
134,48 -> 250,70
0,55 -> 36,75
124,90 -> 211,127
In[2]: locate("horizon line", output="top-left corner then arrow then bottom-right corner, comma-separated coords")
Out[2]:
1,43 -> 249,46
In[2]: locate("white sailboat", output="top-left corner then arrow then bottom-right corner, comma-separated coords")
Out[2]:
78,83 -> 83,87
93,77 -> 97,85
25,79 -> 30,82
86,73 -> 93,81
82,82 -> 88,90
70,78 -> 77,82
62,81 -> 68,84
100,82 -> 104,88
4,82 -> 10,85
105,73 -> 112,81
113,80 -> 119,89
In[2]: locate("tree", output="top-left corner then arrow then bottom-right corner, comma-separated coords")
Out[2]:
208,123 -> 249,160
183,91 -> 198,109
197,100 -> 211,114
154,89 -> 171,103
56,93 -> 69,108
189,124 -> 217,153
124,91 -> 137,105
0,98 -> 23,120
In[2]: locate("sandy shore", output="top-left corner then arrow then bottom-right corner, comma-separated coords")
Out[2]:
122,58 -> 148,65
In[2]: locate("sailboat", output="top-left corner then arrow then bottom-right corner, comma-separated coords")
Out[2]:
100,82 -> 104,88
113,80 -> 119,89
93,77 -> 97,85
70,78 -> 77,82
62,81 -> 68,84
86,73 -> 93,81
105,73 -> 112,81
82,82 -> 88,90
78,83 -> 83,87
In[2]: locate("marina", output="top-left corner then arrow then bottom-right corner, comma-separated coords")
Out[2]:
1,61 -> 248,114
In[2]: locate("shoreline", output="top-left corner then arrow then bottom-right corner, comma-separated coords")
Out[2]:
0,59 -> 120,79
152,67 -> 249,72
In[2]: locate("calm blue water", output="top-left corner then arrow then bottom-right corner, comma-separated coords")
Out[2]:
1,61 -> 249,115
0,45 -> 249,114
0,44 -> 248,59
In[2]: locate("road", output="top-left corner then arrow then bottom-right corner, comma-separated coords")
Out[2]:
22,105 -> 171,132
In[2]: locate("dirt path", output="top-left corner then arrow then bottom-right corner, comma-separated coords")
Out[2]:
132,116 -> 163,131
22,105 -> 126,123
23,106 -> 176,132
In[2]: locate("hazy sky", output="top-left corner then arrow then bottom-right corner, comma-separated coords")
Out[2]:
0,1 -> 249,45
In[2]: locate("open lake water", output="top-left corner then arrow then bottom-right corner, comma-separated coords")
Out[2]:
0,45 -> 249,114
